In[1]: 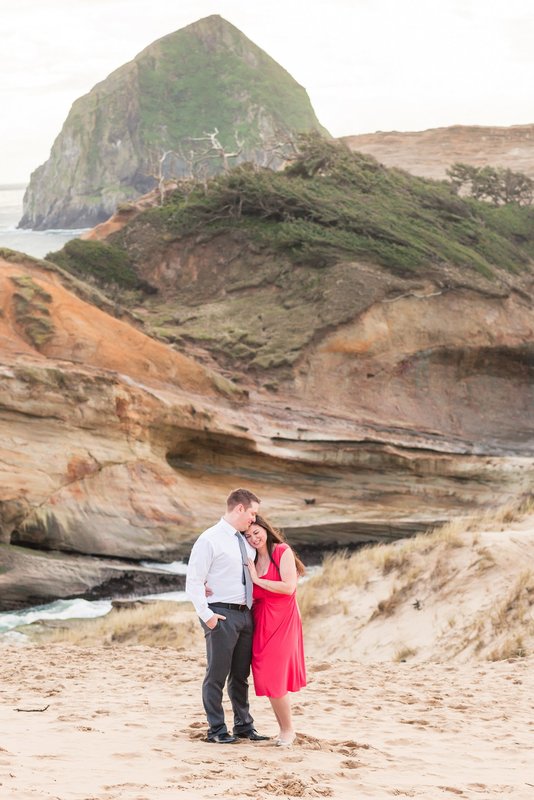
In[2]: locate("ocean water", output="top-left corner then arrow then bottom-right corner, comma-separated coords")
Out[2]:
0,184 -> 87,259
0,598 -> 113,638
0,561 -> 189,640
0,558 -> 318,641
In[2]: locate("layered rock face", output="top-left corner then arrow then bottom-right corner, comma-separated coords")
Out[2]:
342,124 -> 534,180
19,15 -> 329,230
9,135 -> 534,611
2,233 -> 533,611
296,289 -> 534,454
0,255 -> 245,608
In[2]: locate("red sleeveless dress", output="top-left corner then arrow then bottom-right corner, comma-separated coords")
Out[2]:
251,543 -> 307,697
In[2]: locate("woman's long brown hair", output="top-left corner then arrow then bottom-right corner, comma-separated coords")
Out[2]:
253,514 -> 306,576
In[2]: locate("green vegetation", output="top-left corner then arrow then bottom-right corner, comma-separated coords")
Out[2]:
10,275 -> 55,348
136,16 -> 329,159
46,239 -> 141,292
150,134 -> 534,275
447,162 -> 533,206
46,136 -> 534,373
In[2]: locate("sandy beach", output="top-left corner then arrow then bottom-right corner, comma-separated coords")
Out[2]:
1,642 -> 532,800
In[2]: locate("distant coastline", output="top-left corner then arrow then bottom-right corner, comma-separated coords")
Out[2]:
0,182 -> 27,191
0,184 -> 87,258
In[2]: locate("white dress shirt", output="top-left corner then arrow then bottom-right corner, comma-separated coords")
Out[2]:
185,517 -> 256,623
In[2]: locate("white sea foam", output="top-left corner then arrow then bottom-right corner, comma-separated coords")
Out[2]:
140,560 -> 188,574
0,598 -> 113,635
0,561 -> 190,638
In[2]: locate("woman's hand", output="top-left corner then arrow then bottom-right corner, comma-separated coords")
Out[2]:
248,558 -> 259,584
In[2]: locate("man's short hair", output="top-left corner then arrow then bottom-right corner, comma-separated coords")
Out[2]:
226,488 -> 260,510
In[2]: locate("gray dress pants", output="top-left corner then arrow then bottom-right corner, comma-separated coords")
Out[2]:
201,604 -> 254,737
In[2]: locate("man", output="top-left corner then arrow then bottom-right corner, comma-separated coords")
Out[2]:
185,488 -> 269,744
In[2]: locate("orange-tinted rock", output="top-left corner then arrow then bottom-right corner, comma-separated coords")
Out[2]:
342,124 -> 534,180
1,245 -> 533,610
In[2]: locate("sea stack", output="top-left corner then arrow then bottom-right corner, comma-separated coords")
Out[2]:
19,15 -> 330,230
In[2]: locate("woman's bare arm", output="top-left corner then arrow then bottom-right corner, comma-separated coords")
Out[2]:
248,548 -> 297,595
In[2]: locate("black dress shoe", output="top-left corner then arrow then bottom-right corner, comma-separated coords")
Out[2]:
207,732 -> 238,743
235,728 -> 270,741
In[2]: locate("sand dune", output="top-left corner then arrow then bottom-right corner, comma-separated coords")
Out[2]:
300,515 -> 534,665
0,643 -> 532,799
3,508 -> 534,798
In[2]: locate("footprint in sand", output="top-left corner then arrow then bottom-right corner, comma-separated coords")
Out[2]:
253,772 -> 332,797
102,782 -> 150,792
334,739 -> 370,753
399,718 -> 430,728
35,754 -> 63,760
112,752 -> 142,759
340,759 -> 359,769
309,662 -> 331,673
183,720 -> 216,740
293,733 -> 323,750
151,748 -> 174,757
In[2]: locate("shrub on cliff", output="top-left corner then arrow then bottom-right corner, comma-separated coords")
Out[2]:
46,239 -> 142,292
48,136 -> 534,297
156,134 -> 534,276
447,162 -> 533,206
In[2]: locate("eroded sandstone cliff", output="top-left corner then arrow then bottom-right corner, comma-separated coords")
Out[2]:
4,142 -> 534,610
342,124 -> 534,180
2,241 -> 533,610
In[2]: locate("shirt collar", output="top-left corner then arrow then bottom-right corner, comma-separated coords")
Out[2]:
219,517 -> 241,536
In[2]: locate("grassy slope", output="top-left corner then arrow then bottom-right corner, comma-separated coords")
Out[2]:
152,134 -> 534,275
137,16 -> 329,152
47,136 -> 534,373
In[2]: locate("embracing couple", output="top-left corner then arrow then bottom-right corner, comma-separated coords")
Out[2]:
185,488 -> 306,747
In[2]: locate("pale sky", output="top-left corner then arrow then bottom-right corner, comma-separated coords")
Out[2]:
1,0 -> 533,184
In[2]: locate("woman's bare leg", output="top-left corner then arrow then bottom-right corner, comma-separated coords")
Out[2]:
268,695 -> 295,743
270,702 -> 283,736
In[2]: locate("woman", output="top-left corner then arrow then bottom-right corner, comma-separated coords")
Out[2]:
245,515 -> 306,747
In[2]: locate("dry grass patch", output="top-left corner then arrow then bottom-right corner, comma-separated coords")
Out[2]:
297,548 -> 376,619
393,645 -> 418,662
451,570 -> 534,660
300,495 -> 534,617
488,635 -> 528,661
370,583 -> 406,619
490,570 -> 534,634
370,561 -> 426,620
300,494 -> 534,664
298,518 -> 466,623
465,494 -> 534,532
26,601 -> 202,650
